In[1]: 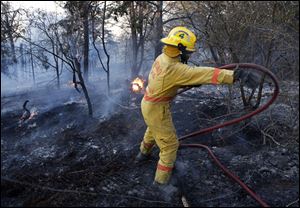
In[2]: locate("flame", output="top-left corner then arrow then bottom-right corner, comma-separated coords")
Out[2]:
131,77 -> 145,93
29,108 -> 38,120
19,108 -> 38,123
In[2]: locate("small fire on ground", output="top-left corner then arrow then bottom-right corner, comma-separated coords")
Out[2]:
28,108 -> 38,120
19,108 -> 38,125
131,77 -> 146,93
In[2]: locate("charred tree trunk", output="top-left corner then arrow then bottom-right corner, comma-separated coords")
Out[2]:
154,1 -> 163,59
130,2 -> 139,79
265,2 -> 277,68
54,45 -> 60,89
29,39 -> 35,85
9,32 -> 17,63
137,2 -> 145,74
83,11 -> 89,82
129,1 -> 147,78
131,35 -> 138,78
91,1 -> 110,95
20,43 -> 26,67
137,37 -> 145,72
74,58 -> 93,117
102,1 -> 110,95
5,14 -> 17,63
51,40 -> 60,89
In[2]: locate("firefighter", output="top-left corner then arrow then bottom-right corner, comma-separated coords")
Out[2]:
135,26 -> 258,185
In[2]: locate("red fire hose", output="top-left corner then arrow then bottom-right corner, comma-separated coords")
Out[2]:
178,63 -> 280,207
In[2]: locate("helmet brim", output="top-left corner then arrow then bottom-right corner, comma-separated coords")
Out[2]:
160,38 -> 196,52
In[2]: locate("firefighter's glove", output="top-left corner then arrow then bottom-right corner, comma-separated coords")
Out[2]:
234,68 -> 260,89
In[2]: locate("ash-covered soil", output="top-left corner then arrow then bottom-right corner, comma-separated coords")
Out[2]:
1,82 -> 299,207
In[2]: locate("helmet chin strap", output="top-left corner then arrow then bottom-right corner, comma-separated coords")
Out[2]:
178,43 -> 189,64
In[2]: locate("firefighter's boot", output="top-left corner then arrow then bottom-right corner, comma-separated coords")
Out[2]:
134,152 -> 151,164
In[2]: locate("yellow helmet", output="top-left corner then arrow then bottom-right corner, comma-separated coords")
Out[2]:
160,26 -> 197,52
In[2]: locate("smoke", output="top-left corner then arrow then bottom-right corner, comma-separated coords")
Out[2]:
1,62 -> 73,96
1,71 -> 33,96
1,40 -> 150,121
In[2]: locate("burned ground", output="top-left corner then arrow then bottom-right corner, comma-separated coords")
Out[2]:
1,82 -> 299,207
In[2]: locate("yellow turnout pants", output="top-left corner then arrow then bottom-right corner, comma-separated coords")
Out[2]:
140,99 -> 179,184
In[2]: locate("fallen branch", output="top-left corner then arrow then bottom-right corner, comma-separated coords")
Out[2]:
261,129 -> 283,146
1,176 -> 177,206
286,198 -> 299,207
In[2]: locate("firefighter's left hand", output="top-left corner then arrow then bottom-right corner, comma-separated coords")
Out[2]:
234,68 -> 261,89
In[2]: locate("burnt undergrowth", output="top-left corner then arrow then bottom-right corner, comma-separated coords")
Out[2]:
1,84 -> 299,207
